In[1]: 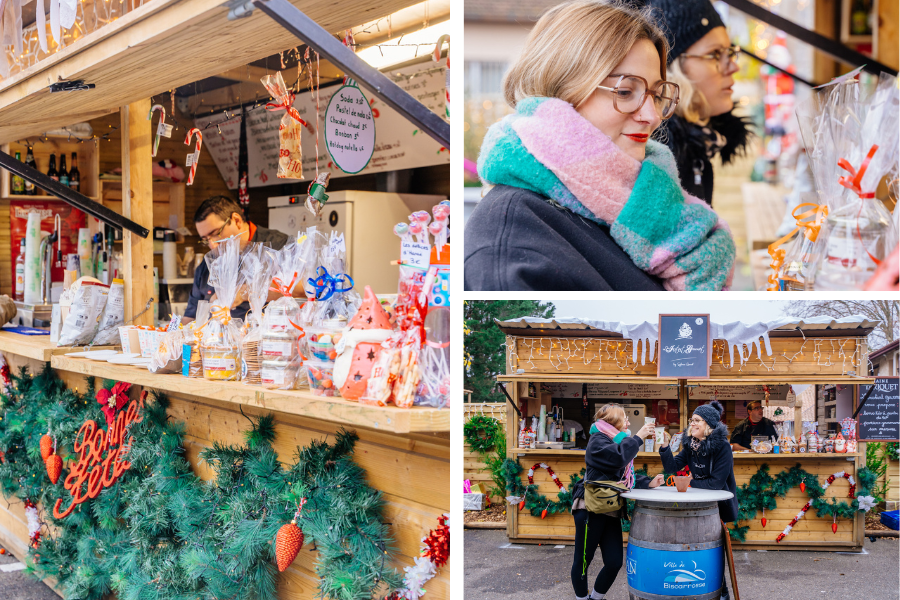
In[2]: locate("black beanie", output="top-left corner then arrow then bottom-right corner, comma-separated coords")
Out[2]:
645,0 -> 726,64
693,400 -> 724,429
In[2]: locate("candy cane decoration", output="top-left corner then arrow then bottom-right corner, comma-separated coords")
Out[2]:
527,463 -> 567,492
432,34 -> 449,119
775,471 -> 862,543
184,128 -> 202,186
147,104 -> 168,157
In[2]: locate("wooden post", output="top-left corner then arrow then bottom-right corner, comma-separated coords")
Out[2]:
507,379 -> 519,540
120,100 -> 154,327
679,379 -> 688,433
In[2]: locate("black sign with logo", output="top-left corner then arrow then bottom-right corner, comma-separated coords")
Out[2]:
657,314 -> 711,379
857,377 -> 899,442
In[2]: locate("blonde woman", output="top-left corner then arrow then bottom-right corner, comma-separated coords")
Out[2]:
465,0 -> 735,291
570,404 -> 664,600
659,400 -> 738,600
646,0 -> 754,205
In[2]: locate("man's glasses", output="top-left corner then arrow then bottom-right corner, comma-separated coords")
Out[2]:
597,75 -> 680,120
680,45 -> 740,74
199,217 -> 232,247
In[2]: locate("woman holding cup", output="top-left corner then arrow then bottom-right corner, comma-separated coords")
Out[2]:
570,404 -> 664,600
659,400 -> 738,599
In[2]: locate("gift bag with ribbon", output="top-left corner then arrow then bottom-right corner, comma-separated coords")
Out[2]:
200,238 -> 244,381
261,71 -> 306,180
260,241 -> 316,390
797,70 -> 899,290
183,301 -> 210,378
768,195 -> 829,291
306,230 -> 360,329
240,244 -> 277,385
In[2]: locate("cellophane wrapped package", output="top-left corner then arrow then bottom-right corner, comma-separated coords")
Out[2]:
307,230 -> 361,330
93,278 -> 125,345
58,278 -> 110,346
150,326 -> 185,374
260,240 -> 316,390
260,71 -> 304,180
201,238 -> 243,381
361,329 -> 421,408
183,301 -> 210,377
240,244 -> 277,385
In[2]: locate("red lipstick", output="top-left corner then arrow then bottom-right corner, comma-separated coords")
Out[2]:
624,133 -> 649,143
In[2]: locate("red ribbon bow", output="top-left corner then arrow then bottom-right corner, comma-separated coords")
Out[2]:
838,144 -> 879,199
266,93 -> 307,126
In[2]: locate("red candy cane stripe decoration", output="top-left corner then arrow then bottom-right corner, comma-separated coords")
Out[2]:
527,463 -> 567,492
775,471 -> 855,543
148,104 -> 167,158
432,34 -> 449,120
184,128 -> 202,185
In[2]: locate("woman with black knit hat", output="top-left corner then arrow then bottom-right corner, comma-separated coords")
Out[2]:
645,0 -> 754,206
659,400 -> 738,600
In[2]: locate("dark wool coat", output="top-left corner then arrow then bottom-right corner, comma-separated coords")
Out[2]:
730,416 -> 779,450
464,185 -> 665,291
573,431 -> 653,502
657,109 -> 754,206
659,422 -> 740,522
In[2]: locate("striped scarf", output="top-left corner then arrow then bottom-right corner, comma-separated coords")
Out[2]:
478,97 -> 735,291
592,419 -> 636,490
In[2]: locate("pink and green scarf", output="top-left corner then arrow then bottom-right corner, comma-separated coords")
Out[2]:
478,97 -> 735,291
591,419 -> 636,490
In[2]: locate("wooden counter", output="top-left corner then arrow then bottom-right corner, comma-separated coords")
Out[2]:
0,344 -> 450,599
505,447 -> 864,551
0,329 -> 116,362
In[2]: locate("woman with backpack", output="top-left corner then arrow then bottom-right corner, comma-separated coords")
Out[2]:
570,404 -> 664,600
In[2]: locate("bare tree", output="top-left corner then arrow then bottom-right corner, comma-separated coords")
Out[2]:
783,300 -> 898,350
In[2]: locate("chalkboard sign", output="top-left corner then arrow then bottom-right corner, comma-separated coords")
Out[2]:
657,314 -> 710,379
857,377 -> 899,442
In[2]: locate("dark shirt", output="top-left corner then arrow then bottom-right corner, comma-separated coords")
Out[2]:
730,417 -> 778,449
464,185 -> 665,291
183,224 -> 289,320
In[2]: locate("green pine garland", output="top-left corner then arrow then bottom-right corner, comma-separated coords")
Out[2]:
463,414 -> 503,454
728,463 -> 879,542
0,364 -> 402,600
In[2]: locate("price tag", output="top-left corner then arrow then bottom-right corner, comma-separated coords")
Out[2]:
328,232 -> 346,256
167,314 -> 182,331
157,122 -> 173,138
185,154 -> 194,167
401,241 -> 431,269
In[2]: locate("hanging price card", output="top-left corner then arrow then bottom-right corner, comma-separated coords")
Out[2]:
324,84 -> 375,174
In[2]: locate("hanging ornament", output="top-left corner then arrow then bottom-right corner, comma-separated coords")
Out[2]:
421,514 -> 449,568
261,71 -> 305,180
275,497 -> 306,572
800,481 -> 806,493
147,104 -> 172,158
24,498 -> 40,548
761,506 -> 766,528
541,508 -> 548,520
45,453 -> 62,484
832,514 -> 838,534
518,499 -> 525,511
306,172 -> 330,217
184,128 -> 202,185
763,385 -> 771,407
40,433 -> 53,460
237,105 -> 249,207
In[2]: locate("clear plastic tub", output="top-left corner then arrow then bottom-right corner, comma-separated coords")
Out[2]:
305,359 -> 337,397
307,327 -> 342,362
202,348 -> 241,381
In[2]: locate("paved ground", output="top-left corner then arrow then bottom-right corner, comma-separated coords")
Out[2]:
0,545 -> 57,600
464,529 -> 900,600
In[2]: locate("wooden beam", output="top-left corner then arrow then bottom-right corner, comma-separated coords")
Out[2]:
120,99 -> 154,327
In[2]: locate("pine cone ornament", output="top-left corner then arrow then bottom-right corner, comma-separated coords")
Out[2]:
40,435 -> 53,460
46,454 -> 63,484
275,521 -> 304,572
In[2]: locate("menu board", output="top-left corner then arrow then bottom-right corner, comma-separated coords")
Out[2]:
544,382 -> 678,399
657,315 -> 710,378
194,61 -> 448,188
857,377 -> 899,441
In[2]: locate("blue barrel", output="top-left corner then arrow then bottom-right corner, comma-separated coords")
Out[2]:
625,500 -> 724,600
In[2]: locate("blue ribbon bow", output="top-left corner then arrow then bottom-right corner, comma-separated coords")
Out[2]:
307,267 -> 354,301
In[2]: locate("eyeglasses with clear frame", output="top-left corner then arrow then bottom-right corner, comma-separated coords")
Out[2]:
596,75 -> 680,120
680,45 -> 741,74
199,217 -> 232,247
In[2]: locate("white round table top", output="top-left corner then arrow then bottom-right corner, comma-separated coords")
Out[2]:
621,487 -> 733,503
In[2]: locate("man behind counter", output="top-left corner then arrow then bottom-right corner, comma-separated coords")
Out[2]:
182,196 -> 291,323
730,399 -> 778,451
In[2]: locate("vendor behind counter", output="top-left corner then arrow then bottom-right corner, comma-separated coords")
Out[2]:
729,399 -> 778,451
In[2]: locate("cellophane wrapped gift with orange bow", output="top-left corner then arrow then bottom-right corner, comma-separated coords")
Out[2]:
240,244 -> 276,385
260,240 -> 316,390
261,71 -> 305,180
183,301 -> 210,378
795,68 -> 899,291
200,238 -> 243,381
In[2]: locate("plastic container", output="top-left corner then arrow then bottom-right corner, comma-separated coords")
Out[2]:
202,348 -> 240,381
307,327 -> 341,362
305,360 -> 337,396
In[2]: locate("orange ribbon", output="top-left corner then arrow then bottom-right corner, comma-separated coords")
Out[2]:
269,273 -> 299,297
266,93 -> 307,126
766,203 -> 829,291
837,145 -> 882,267
196,305 -> 232,336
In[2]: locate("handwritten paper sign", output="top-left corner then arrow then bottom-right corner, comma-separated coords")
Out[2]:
400,240 -> 431,269
325,84 -> 375,174
657,314 -> 710,379
857,377 -> 899,441
195,61 -> 448,187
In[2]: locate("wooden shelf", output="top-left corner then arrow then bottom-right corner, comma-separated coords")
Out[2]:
0,329 -> 116,362
731,452 -> 860,459
49,354 -> 449,434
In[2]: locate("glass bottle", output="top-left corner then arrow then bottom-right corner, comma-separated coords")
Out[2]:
68,152 -> 80,192
11,152 -> 25,194
14,239 -> 26,301
47,153 -> 58,184
58,153 -> 69,187
24,146 -> 36,195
